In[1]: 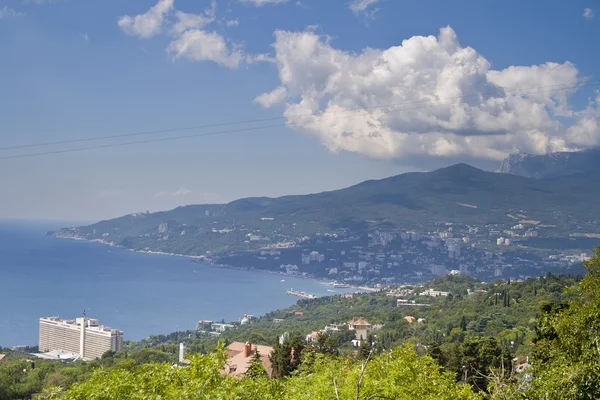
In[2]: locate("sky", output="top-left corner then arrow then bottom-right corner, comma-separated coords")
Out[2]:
1,0 -> 599,221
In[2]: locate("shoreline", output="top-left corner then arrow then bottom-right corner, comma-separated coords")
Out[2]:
51,234 -> 378,293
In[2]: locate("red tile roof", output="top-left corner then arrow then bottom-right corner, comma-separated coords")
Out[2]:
224,342 -> 274,377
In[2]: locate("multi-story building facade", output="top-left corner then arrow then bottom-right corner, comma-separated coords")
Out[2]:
348,317 -> 373,340
39,316 -> 123,360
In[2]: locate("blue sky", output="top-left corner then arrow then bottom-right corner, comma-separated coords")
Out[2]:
1,0 -> 599,220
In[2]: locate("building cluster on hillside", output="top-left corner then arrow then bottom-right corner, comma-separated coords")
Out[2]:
200,208 -> 589,284
195,314 -> 259,337
386,285 -> 452,306
302,316 -> 383,348
301,251 -> 325,264
419,288 -> 450,297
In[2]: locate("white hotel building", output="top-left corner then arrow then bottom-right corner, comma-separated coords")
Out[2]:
39,317 -> 123,360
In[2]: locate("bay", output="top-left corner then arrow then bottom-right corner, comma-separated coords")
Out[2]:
0,221 -> 350,347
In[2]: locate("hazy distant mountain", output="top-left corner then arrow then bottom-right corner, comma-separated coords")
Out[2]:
497,149 -> 600,179
52,163 -> 600,257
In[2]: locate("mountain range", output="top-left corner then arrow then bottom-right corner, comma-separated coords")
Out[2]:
53,155 -> 600,257
496,148 -> 600,179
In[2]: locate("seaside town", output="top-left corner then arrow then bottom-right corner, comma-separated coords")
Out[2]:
203,214 -> 592,284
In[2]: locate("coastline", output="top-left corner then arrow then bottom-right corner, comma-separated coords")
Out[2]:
6,228 -> 377,347
51,234 -> 377,293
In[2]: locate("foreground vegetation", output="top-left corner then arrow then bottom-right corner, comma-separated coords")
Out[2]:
56,344 -> 481,400
2,248 -> 599,399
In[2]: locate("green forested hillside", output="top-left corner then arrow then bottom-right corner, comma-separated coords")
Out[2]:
53,164 -> 600,256
176,273 -> 577,354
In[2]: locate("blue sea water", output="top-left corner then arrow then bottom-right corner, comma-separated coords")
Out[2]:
0,221 -> 349,347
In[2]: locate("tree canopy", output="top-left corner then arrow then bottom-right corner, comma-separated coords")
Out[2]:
522,247 -> 600,399
53,343 -> 479,400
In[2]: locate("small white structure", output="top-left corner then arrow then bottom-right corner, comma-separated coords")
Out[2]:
240,314 -> 256,325
179,343 -> 190,364
419,288 -> 450,297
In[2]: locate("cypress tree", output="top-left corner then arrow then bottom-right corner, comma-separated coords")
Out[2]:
246,350 -> 268,379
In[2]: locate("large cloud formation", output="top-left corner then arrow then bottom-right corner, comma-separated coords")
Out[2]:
256,27 -> 600,161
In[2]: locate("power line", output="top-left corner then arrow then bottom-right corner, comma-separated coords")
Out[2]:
1,81 -> 597,161
1,81 -> 593,160
1,80 -> 596,152
0,125 -> 280,160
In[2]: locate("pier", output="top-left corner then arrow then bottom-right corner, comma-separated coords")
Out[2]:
286,289 -> 316,299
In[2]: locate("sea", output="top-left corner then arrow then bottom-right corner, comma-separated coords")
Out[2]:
0,220 -> 352,347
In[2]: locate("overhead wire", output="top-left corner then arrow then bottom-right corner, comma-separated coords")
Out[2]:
1,80 -> 593,151
1,80 -> 597,161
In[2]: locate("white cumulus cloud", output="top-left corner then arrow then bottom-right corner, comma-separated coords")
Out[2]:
0,6 -> 25,18
349,0 -> 380,15
24,0 -> 60,4
173,188 -> 193,196
167,29 -> 244,68
154,188 -> 194,197
118,0 -> 246,68
255,86 -> 287,107
118,0 -> 174,38
255,26 -> 597,162
584,8 -> 594,20
567,92 -> 600,147
486,62 -> 579,116
165,2 -> 244,68
238,0 -> 289,6
226,18 -> 240,27
171,11 -> 213,36
171,0 -> 216,36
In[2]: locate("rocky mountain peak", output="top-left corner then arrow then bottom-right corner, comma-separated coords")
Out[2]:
496,149 -> 600,179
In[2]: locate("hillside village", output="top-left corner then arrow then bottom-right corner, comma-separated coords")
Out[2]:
211,214 -> 591,283
53,162 -> 600,285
